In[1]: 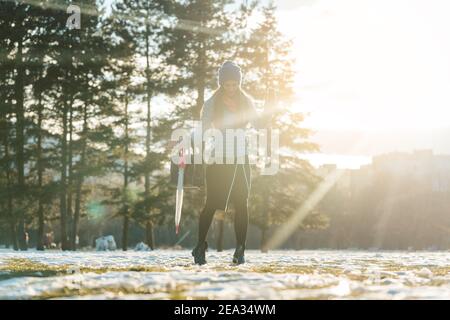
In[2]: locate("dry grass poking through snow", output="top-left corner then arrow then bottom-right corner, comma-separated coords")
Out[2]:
0,249 -> 449,299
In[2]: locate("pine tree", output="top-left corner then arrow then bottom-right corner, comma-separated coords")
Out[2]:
0,1 -> 17,249
36,0 -> 117,250
0,72 -> 17,249
158,0 -> 236,118
111,0 -> 182,249
101,4 -> 142,250
0,0 -> 52,250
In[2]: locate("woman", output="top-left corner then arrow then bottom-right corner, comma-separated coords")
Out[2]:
171,61 -> 267,265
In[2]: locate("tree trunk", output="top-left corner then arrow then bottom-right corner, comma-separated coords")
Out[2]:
145,24 -> 151,192
144,25 -> 153,242
36,203 -> 45,250
71,180 -> 83,251
36,95 -> 45,251
72,103 -> 88,250
145,221 -> 155,250
121,92 -> 130,252
60,100 -> 69,250
8,192 -> 17,251
10,221 -> 19,251
15,36 -> 27,251
16,222 -> 26,251
122,216 -> 129,251
1,109 -> 18,250
66,104 -> 74,250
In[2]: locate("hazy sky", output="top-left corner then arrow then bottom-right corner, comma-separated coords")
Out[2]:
264,0 -> 450,167
104,0 -> 450,166
274,0 -> 450,133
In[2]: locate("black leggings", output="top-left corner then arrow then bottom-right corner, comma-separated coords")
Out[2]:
198,162 -> 251,247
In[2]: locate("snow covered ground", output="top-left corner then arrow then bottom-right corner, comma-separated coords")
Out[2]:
0,249 -> 449,299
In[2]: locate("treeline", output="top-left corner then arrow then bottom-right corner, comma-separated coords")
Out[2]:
283,165 -> 450,250
0,0 -> 323,251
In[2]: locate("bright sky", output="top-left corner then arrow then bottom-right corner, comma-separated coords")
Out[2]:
275,0 -> 450,132
104,0 -> 450,168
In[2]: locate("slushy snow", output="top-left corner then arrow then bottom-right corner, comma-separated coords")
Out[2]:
0,249 -> 449,299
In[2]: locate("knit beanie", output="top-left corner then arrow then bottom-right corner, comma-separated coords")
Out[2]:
218,60 -> 242,86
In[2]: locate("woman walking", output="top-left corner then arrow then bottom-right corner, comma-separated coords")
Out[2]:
189,60 -> 268,265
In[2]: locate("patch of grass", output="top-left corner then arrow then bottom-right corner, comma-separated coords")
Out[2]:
80,266 -> 168,273
381,263 -> 450,276
250,265 -> 317,274
0,258 -> 168,277
237,264 -> 374,282
0,270 -> 59,281
0,258 -> 69,277
429,266 -> 450,276
34,282 -> 193,300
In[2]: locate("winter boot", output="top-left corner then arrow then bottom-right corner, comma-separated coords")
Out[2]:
192,241 -> 208,265
232,244 -> 246,264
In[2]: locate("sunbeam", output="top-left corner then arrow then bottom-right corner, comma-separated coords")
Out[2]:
263,131 -> 372,251
2,0 -> 234,37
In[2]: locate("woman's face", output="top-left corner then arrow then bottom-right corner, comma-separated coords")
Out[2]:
222,80 -> 239,97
